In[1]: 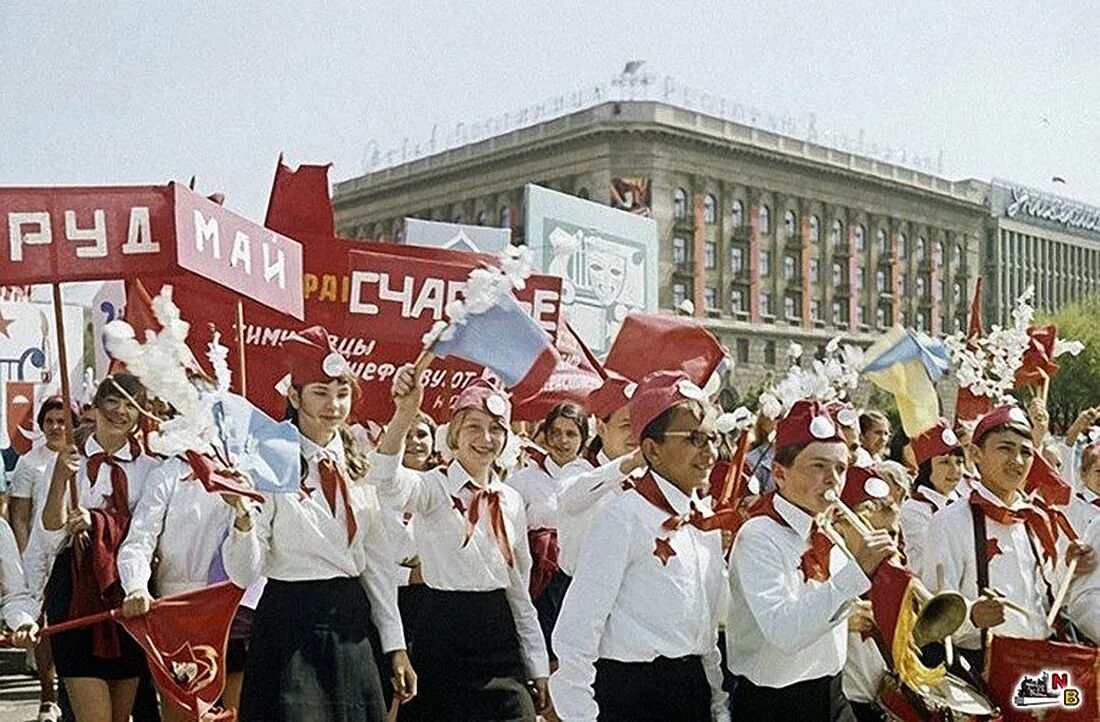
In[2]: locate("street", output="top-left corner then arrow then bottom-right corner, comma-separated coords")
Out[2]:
0,649 -> 40,721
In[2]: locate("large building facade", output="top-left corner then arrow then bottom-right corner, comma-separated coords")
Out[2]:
333,101 -> 989,394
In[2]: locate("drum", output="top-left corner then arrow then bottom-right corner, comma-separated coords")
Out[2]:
985,636 -> 1099,722
879,672 -> 999,721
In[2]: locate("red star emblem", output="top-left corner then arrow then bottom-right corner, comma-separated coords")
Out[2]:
0,311 -> 12,338
451,495 -> 466,514
985,538 -> 1003,560
653,537 -> 677,565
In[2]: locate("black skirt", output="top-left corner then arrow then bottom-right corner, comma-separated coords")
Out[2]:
533,570 -> 570,661
593,655 -> 712,722
45,546 -> 147,680
730,672 -> 855,722
399,588 -> 535,722
238,577 -> 387,722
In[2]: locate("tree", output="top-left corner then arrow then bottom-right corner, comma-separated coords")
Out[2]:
1040,295 -> 1100,432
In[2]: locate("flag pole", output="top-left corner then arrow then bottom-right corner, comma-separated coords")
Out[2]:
236,298 -> 248,395
51,283 -> 78,504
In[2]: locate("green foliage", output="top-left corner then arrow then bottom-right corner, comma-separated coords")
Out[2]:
1039,295 -> 1100,432
865,385 -> 901,433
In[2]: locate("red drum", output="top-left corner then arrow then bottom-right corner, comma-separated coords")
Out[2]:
879,672 -> 999,721
986,636 -> 1099,722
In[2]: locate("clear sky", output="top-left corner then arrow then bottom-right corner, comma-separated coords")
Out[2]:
3,1 -> 1099,222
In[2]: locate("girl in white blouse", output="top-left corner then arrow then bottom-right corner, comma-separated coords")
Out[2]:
370,367 -> 550,721
221,326 -> 414,722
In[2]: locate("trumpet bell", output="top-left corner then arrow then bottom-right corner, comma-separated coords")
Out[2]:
913,590 -> 968,644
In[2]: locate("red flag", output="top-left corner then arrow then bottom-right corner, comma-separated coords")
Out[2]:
604,313 -> 725,385
119,583 -> 245,720
1014,324 -> 1059,389
181,451 -> 265,503
966,277 -> 984,347
1026,453 -> 1073,508
263,155 -> 335,240
954,278 -> 991,425
512,323 -> 605,422
712,428 -> 751,510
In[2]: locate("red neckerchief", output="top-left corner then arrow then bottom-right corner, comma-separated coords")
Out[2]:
317,458 -> 358,545
631,470 -> 739,565
747,491 -> 834,582
453,481 -> 515,567
968,490 -> 1059,562
84,437 -> 141,514
1030,493 -> 1078,544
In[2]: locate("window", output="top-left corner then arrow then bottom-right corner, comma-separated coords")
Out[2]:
674,188 -> 688,220
876,229 -> 888,256
859,267 -> 867,290
954,242 -> 963,265
899,275 -> 907,296
809,215 -> 820,243
917,237 -> 927,262
759,205 -> 771,234
854,224 -> 866,252
731,200 -> 744,227
703,195 -> 717,224
673,238 -> 687,266
500,206 -> 512,228
876,306 -> 887,328
808,258 -> 819,283
760,250 -> 771,276
933,240 -> 944,264
736,338 -> 750,363
784,295 -> 797,319
764,340 -> 777,366
875,270 -> 886,293
898,234 -> 907,258
784,210 -> 798,237
730,247 -> 744,274
784,255 -> 796,281
832,262 -> 844,286
672,283 -> 687,308
705,241 -> 717,269
953,281 -> 963,304
476,210 -> 488,225
916,277 -> 926,298
831,219 -> 844,248
730,289 -> 745,314
811,299 -> 821,320
761,292 -> 772,317
915,312 -> 927,332
857,305 -> 865,325
832,300 -> 844,323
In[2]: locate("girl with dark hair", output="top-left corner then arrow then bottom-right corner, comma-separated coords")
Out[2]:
898,420 -> 965,576
371,369 -> 550,721
223,326 -> 413,722
507,402 -> 588,658
30,373 -> 159,722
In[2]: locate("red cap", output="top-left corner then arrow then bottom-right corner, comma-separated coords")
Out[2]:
629,370 -> 707,441
452,380 -> 511,425
911,420 -> 962,466
585,372 -> 636,419
282,325 -> 351,388
972,404 -> 1032,447
775,400 -> 846,451
840,466 -> 893,509
825,400 -> 860,429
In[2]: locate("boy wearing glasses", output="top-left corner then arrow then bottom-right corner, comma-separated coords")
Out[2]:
550,371 -> 731,722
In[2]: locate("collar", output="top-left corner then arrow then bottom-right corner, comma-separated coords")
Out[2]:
1079,487 -> 1100,503
444,459 -> 497,496
596,449 -> 611,467
973,479 -> 1028,511
773,493 -> 815,540
83,434 -> 139,462
650,471 -> 693,516
917,486 -> 953,508
300,431 -> 345,465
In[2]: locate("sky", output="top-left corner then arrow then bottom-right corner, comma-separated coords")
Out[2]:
3,1 -> 1100,224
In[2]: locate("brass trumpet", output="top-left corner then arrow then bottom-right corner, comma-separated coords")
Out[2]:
820,489 -> 968,645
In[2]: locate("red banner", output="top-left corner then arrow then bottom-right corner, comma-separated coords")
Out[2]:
163,239 -> 562,423
2,185 -> 176,284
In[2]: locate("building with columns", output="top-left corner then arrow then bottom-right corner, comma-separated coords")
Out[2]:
332,100 -> 989,396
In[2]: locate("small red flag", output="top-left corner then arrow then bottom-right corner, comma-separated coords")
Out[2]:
954,278 -> 991,425
604,313 -> 726,385
1026,453 -> 1073,508
263,155 -> 335,240
1014,324 -> 1059,389
966,277 -> 984,347
511,323 -> 605,421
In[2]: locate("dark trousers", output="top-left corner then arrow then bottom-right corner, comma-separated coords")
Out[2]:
593,656 -> 711,722
730,673 -> 856,722
849,700 -> 884,722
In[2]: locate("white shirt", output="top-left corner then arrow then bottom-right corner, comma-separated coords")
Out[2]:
920,482 -> 1055,649
842,631 -> 886,704
556,451 -> 638,576
1067,517 -> 1100,643
1066,487 -> 1100,538
726,494 -> 871,687
367,451 -> 549,677
9,445 -> 57,525
550,472 -> 730,722
898,487 -> 956,578
222,432 -> 405,653
507,456 -> 566,530
0,519 -> 36,631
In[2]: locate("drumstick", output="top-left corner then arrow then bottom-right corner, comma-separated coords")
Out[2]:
936,564 -> 954,666
1045,557 -> 1079,628
981,587 -> 1042,621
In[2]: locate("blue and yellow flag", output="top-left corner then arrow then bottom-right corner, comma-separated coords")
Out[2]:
861,327 -> 951,437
